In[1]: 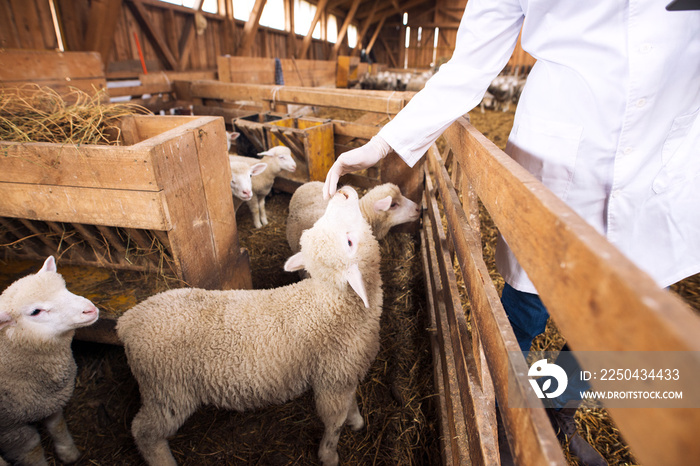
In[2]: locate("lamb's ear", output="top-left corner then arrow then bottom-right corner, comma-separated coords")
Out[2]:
373,195 -> 393,212
250,162 -> 268,176
257,149 -> 273,156
345,263 -> 369,308
0,311 -> 14,331
229,131 -> 240,141
39,256 -> 57,274
284,252 -> 306,272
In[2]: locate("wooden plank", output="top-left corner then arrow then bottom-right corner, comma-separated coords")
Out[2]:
421,206 -> 470,465
443,117 -> 700,465
186,116 -> 251,290
0,2 -> 20,49
303,123 -> 334,182
9,0 -> 44,49
332,119 -> 380,140
107,82 -> 174,97
188,81 -> 409,114
424,166 -> 499,465
84,0 -> 123,65
0,49 -> 106,82
0,142 -> 158,191
127,114 -> 202,141
420,225 -> 455,466
0,183 -> 169,230
148,117 -> 250,290
426,145 -> 565,465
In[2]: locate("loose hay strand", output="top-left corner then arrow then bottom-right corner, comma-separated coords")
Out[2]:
0,84 -> 151,145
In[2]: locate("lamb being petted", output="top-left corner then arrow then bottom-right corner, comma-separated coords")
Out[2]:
0,257 -> 99,466
286,181 -> 421,254
117,185 -> 383,466
230,145 -> 297,228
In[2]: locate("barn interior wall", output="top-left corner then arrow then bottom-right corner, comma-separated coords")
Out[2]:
0,0 -> 532,79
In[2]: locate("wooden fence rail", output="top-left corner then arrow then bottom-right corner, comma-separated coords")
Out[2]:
422,116 -> 700,465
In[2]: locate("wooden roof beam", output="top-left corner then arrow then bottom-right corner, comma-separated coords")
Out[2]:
351,0 -> 377,57
331,0 -> 361,60
365,14 -> 386,55
238,0 -> 267,56
126,0 -> 178,70
298,0 -> 329,59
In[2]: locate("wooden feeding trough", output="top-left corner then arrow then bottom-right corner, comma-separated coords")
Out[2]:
233,115 -> 335,190
0,115 -> 252,344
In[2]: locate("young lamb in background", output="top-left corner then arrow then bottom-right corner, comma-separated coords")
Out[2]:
0,256 -> 99,466
230,145 -> 297,228
286,181 -> 421,255
229,158 -> 268,204
117,185 -> 383,466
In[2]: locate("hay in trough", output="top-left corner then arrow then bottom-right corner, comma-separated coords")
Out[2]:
0,84 -> 150,145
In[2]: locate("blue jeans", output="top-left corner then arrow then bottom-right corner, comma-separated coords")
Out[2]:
500,283 -> 589,409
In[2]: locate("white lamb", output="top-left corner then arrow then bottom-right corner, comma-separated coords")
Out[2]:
117,185 -> 383,466
0,256 -> 99,466
286,181 -> 421,255
230,146 -> 297,228
229,158 -> 268,203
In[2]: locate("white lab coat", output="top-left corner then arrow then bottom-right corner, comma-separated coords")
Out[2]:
378,0 -> 700,293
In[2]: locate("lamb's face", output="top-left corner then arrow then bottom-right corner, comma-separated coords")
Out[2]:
292,186 -> 377,306
259,146 -> 297,173
229,160 -> 267,201
0,257 -> 99,342
277,151 -> 297,173
373,184 -> 421,227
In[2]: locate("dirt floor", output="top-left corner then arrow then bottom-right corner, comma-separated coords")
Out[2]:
2,105 -> 698,466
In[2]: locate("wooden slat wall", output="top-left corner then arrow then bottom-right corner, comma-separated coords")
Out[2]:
0,0 -> 58,50
51,0 -> 353,78
0,49 -> 107,98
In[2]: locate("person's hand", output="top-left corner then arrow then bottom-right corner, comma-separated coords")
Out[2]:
323,136 -> 392,199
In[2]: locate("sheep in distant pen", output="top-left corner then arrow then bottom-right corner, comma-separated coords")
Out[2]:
230,145 -> 297,228
0,257 -> 99,466
117,185 -> 383,466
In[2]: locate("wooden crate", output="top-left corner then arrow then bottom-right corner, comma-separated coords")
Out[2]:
233,116 -> 334,190
0,115 -> 252,343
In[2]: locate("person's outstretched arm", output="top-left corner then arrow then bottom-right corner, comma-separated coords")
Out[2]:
324,0 -> 525,198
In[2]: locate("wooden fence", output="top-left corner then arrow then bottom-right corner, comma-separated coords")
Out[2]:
423,116 -> 700,465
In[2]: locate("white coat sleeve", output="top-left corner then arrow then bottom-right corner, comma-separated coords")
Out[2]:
378,0 -> 525,167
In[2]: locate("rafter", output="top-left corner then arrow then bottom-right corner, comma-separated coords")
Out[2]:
331,0 -> 361,60
238,0 -> 267,56
351,0 -> 378,56
299,0 -> 329,59
126,0 -> 178,70
365,14 -> 386,55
